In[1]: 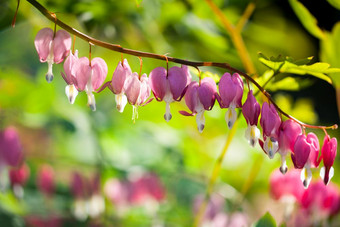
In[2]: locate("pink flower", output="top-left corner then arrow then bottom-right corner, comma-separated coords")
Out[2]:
301,181 -> 340,218
319,135 -> 337,185
149,65 -> 191,121
110,59 -> 132,113
277,120 -> 302,174
217,73 -> 244,129
37,164 -> 55,197
179,77 -> 217,133
9,163 -> 30,199
291,133 -> 320,188
260,102 -> 281,159
70,172 -> 86,199
73,57 -> 108,111
61,50 -> 79,104
34,28 -> 71,83
242,90 -> 261,147
270,169 -> 305,203
124,72 -> 151,122
0,127 -> 23,167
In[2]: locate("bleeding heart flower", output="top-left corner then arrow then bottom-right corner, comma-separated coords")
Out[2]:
277,120 -> 302,174
291,133 -> 320,188
260,102 -> 281,159
9,163 -> 30,199
73,57 -> 108,111
217,73 -> 244,129
179,77 -> 217,133
111,59 -> 132,113
242,90 -> 261,147
0,127 -> 23,167
320,135 -> 337,185
37,164 -> 55,197
61,50 -> 79,104
270,169 -> 305,203
149,65 -> 191,121
124,72 -> 151,122
34,28 -> 71,83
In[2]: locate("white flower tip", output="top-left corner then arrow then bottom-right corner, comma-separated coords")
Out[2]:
280,166 -> 288,175
320,166 -> 334,185
264,137 -> 278,159
225,108 -> 237,129
301,167 -> 312,188
87,93 -> 96,111
197,124 -> 205,133
115,94 -> 127,113
196,111 -> 205,133
45,72 -> 54,83
245,125 -> 260,147
164,113 -> 172,122
65,85 -> 78,104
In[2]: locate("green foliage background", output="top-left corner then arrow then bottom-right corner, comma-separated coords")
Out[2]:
0,0 -> 339,226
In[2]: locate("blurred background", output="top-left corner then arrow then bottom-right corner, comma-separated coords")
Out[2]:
0,0 -> 340,226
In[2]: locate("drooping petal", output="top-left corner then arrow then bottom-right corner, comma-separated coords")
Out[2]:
137,73 -> 150,105
74,57 -> 91,91
306,133 -> 320,168
63,50 -> 78,84
198,77 -> 217,110
260,102 -> 281,138
91,57 -> 108,90
278,119 -> 302,156
242,90 -> 260,126
34,28 -> 54,62
181,65 -> 192,86
149,67 -> 168,100
184,81 -> 200,114
125,72 -> 141,105
264,136 -> 279,159
53,30 -> 71,64
320,136 -> 337,185
111,59 -> 132,94
218,73 -> 243,108
65,84 -> 79,104
291,135 -> 311,169
168,66 -> 188,100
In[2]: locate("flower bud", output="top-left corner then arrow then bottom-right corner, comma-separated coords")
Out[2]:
320,135 -> 337,185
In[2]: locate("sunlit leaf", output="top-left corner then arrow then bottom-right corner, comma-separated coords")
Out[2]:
327,0 -> 340,10
288,0 -> 325,39
258,53 -> 339,84
253,212 -> 277,227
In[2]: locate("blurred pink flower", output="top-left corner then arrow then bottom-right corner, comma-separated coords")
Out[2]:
34,28 -> 71,82
37,164 -> 55,197
0,127 -> 23,167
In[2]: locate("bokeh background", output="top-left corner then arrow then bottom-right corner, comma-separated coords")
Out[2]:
0,0 -> 340,226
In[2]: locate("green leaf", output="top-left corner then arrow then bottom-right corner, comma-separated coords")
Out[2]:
327,0 -> 340,10
253,212 -> 277,227
258,53 -> 340,84
288,0 -> 325,39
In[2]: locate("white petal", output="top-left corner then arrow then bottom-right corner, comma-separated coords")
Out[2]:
329,166 -> 335,183
73,199 -> 88,221
264,137 -> 279,159
320,166 -> 325,181
245,124 -> 260,147
46,61 -> 54,83
65,84 -> 78,104
164,102 -> 172,122
87,92 -> 96,111
115,93 -> 128,113
196,110 -> 205,133
301,166 -> 312,188
88,194 -> 105,218
225,107 -> 237,129
280,155 -> 288,174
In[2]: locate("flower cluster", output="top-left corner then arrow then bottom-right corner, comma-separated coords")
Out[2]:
34,28 -> 337,188
270,169 -> 340,226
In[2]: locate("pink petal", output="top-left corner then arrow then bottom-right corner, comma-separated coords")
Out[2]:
63,51 -> 78,84
168,66 -> 188,100
322,136 -> 337,169
125,73 -> 141,105
149,67 -> 168,100
91,57 -> 108,90
184,81 -> 200,113
260,102 -> 281,138
179,110 -> 194,116
198,77 -> 217,110
111,59 -> 132,94
137,73 -> 150,105
278,119 -> 302,154
37,165 -> 55,196
306,133 -> 320,167
292,135 -> 311,169
34,28 -> 53,62
71,172 -> 85,198
232,73 -> 244,108
73,57 -> 91,91
242,90 -> 260,126
53,30 -> 71,64
218,73 -> 235,108
9,164 -> 30,187
181,65 -> 192,86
